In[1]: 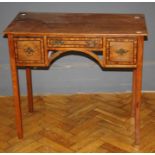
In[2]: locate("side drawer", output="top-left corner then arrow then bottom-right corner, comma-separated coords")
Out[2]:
14,37 -> 45,66
105,38 -> 137,68
47,37 -> 103,49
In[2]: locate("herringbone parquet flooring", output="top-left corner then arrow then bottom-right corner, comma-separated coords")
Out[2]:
0,92 -> 155,152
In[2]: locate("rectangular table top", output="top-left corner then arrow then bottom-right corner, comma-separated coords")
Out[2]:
4,12 -> 148,36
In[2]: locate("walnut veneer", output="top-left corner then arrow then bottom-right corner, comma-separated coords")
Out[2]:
3,12 -> 148,145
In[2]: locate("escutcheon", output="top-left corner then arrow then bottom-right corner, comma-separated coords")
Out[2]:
24,47 -> 35,56
115,48 -> 128,55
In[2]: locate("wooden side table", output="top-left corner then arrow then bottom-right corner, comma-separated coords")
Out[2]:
3,12 -> 148,144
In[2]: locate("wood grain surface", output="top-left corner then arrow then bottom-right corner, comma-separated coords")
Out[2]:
0,93 -> 155,152
4,12 -> 147,36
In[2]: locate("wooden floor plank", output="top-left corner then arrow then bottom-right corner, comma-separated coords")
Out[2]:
0,93 -> 155,152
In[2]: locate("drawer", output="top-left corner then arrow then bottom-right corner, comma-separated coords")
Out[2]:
14,38 -> 45,66
105,38 -> 137,67
47,37 -> 102,49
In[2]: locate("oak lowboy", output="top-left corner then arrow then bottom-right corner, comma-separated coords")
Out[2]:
3,12 -> 148,145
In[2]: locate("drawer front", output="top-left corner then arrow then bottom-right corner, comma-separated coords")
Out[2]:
14,38 -> 45,66
47,37 -> 102,49
105,38 -> 137,67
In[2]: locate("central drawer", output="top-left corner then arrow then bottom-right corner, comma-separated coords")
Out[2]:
47,37 -> 103,49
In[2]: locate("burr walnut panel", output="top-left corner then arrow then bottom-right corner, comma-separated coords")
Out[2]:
105,38 -> 137,67
14,38 -> 45,66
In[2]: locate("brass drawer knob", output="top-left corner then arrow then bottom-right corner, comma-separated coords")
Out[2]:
24,47 -> 35,56
115,48 -> 128,55
51,40 -> 64,45
86,40 -> 96,48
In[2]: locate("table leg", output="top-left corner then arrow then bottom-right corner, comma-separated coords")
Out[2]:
12,68 -> 23,139
134,36 -> 144,145
8,35 -> 23,139
26,68 -> 33,112
132,69 -> 137,117
134,68 -> 142,145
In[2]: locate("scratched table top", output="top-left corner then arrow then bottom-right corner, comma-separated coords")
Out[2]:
4,12 -> 148,36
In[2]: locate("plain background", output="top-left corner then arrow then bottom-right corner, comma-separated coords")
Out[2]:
0,2 -> 155,96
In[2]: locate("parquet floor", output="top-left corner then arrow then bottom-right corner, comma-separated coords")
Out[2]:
0,92 -> 155,152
